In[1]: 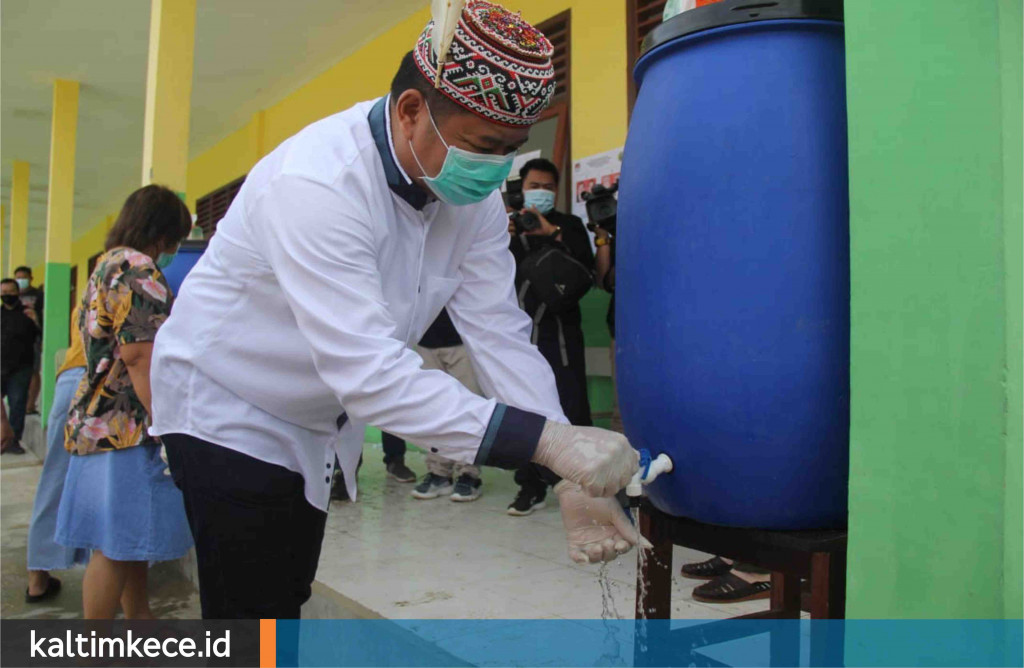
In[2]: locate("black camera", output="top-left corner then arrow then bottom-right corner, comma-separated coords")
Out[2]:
583,182 -> 618,235
504,179 -> 541,234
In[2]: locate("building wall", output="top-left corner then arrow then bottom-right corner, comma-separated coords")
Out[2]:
64,0 -> 625,342
844,0 -> 1022,618
186,0 -> 629,209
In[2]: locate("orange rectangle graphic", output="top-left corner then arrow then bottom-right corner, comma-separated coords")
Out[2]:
260,619 -> 276,668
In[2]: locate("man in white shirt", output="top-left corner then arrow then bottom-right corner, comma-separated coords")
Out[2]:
152,0 -> 641,619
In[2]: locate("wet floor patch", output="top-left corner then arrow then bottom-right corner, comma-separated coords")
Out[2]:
1,463 -> 201,620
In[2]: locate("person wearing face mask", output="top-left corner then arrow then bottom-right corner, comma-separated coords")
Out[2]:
54,185 -> 193,619
149,0 -> 642,620
13,267 -> 44,415
1,277 -> 39,455
506,158 -> 596,516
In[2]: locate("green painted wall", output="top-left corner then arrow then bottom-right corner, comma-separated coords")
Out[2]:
998,0 -> 1023,621
580,289 -> 612,348
845,1 -> 1022,618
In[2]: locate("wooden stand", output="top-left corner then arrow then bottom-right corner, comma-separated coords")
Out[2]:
634,500 -> 848,666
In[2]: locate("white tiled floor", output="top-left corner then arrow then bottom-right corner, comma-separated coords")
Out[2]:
314,444 -> 769,621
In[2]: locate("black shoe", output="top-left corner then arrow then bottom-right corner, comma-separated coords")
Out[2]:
680,556 -> 732,580
25,576 -> 61,603
2,441 -> 26,455
450,474 -> 482,502
385,458 -> 417,483
692,572 -> 772,604
330,471 -> 351,501
507,487 -> 546,516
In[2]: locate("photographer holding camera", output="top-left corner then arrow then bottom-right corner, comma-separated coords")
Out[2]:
505,158 -> 595,516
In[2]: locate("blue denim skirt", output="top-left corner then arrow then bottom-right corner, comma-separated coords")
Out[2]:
55,443 -> 193,562
26,367 -> 89,571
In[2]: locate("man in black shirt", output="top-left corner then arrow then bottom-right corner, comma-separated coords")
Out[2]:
14,266 -> 43,415
507,158 -> 594,515
2,278 -> 40,454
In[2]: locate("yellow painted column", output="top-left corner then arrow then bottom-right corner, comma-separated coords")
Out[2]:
40,79 -> 80,425
141,0 -> 197,196
249,110 -> 267,164
8,161 -> 30,272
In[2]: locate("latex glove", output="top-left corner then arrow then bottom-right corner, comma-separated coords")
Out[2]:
556,481 -> 651,564
532,421 -> 639,497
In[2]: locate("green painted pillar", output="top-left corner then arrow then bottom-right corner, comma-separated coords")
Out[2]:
41,264 -> 71,426
844,1 -> 1022,618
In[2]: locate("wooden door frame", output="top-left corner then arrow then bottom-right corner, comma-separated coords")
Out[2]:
537,99 -> 570,173
69,264 -> 77,320
535,10 -> 572,187
537,9 -> 571,105
627,0 -> 640,118
87,251 -> 101,277
626,0 -> 668,120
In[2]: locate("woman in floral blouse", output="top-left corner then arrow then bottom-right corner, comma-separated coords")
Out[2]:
56,184 -> 193,619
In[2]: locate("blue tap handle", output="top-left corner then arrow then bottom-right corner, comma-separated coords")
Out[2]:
638,448 -> 652,482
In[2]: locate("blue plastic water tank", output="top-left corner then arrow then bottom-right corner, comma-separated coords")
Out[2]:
617,0 -> 849,528
161,240 -> 207,297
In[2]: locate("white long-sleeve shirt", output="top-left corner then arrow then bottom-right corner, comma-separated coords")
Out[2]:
150,97 -> 566,510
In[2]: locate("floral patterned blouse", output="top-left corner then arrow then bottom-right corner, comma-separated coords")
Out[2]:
65,247 -> 174,455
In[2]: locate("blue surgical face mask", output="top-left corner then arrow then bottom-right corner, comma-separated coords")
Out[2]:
156,245 -> 180,269
523,189 -> 556,214
409,103 -> 515,206
15,278 -> 29,290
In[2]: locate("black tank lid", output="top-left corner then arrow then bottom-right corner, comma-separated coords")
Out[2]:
641,0 -> 844,56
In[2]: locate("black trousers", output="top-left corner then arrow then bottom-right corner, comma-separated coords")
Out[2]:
163,433 -> 327,619
1,366 -> 33,439
536,322 -> 592,428
380,432 -> 407,464
515,319 -> 593,494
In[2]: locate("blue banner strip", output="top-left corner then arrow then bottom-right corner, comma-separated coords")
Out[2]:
276,619 -> 1023,667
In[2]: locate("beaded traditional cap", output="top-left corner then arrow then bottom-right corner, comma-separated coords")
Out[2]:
413,0 -> 556,127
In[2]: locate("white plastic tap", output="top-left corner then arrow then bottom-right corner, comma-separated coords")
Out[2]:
626,452 -> 674,499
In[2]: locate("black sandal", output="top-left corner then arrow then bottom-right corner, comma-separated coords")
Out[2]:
692,572 -> 771,603
25,576 -> 61,603
680,556 -> 732,580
